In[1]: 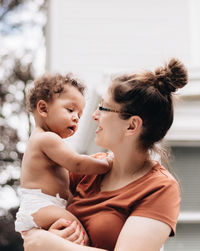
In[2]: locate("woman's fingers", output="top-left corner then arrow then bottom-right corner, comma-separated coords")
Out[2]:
49,219 -> 87,245
59,221 -> 85,244
49,218 -> 71,230
73,228 -> 88,245
66,222 -> 82,241
72,225 -> 84,245
60,221 -> 80,240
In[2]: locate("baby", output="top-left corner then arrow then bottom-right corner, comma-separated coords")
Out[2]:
15,73 -> 111,235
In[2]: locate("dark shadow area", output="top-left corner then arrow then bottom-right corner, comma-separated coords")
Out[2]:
0,208 -> 23,251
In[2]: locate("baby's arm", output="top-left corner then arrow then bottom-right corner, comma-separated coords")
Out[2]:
39,132 -> 111,175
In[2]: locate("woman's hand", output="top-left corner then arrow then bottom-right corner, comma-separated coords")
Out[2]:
23,228 -> 67,251
48,218 -> 86,245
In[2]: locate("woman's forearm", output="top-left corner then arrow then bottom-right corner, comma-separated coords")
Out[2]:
23,229 -> 108,251
64,240 -> 107,251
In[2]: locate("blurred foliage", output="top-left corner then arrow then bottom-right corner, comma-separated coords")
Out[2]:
0,0 -> 47,249
0,208 -> 23,251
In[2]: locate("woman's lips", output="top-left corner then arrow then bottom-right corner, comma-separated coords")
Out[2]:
95,126 -> 103,133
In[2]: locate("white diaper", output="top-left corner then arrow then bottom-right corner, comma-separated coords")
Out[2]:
15,188 -> 68,232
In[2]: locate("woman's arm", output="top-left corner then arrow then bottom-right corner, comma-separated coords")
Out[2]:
23,216 -> 170,251
114,216 -> 171,251
23,229 -> 107,251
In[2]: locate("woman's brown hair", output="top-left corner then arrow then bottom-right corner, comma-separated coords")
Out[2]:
110,58 -> 188,151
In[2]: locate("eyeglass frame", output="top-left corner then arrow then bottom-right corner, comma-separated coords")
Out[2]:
98,105 -> 120,113
97,103 -> 146,128
98,104 -> 134,116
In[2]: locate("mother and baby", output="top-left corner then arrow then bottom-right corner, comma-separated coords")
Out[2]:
15,58 -> 188,251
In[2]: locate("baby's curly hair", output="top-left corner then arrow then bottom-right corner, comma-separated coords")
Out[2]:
26,73 -> 86,112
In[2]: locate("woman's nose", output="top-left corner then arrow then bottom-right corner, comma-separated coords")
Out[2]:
92,109 -> 99,121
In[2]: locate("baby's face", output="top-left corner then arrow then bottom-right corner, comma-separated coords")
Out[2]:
46,85 -> 86,138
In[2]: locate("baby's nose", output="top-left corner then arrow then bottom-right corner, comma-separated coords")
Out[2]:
72,114 -> 79,122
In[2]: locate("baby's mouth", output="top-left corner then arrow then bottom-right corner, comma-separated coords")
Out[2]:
67,125 -> 77,134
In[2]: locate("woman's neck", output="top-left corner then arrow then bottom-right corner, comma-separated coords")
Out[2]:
100,147 -> 155,192
110,144 -> 153,180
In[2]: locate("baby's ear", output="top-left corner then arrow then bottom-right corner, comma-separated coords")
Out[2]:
37,100 -> 48,117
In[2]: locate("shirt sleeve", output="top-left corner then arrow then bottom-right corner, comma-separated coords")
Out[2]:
69,152 -> 108,194
69,172 -> 84,194
130,180 -> 181,236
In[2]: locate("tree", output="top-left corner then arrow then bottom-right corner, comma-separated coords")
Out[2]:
0,0 -> 47,249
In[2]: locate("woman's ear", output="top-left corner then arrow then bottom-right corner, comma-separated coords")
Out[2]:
125,116 -> 143,136
37,100 -> 48,117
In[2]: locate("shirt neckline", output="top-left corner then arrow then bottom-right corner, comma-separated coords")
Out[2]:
98,162 -> 160,194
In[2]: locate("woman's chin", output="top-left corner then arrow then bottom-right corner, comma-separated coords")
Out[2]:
95,137 -> 104,148
95,137 -> 110,150
95,137 -> 101,146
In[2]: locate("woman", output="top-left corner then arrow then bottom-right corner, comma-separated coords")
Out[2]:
23,58 -> 187,251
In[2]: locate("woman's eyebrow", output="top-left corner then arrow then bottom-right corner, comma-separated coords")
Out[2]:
102,100 -> 110,106
100,98 -> 103,104
101,98 -> 108,105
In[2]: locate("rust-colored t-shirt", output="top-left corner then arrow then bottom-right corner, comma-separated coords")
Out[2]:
68,162 -> 180,251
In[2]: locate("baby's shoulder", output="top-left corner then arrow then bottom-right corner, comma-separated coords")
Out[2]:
30,130 -> 60,145
26,130 -> 64,158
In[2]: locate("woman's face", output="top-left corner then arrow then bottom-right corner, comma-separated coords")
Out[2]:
92,88 -> 128,150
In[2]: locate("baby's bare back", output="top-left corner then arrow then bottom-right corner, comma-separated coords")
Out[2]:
21,129 -> 69,200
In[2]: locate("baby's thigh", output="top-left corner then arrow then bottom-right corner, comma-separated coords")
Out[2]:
32,206 -> 89,243
32,206 -> 78,229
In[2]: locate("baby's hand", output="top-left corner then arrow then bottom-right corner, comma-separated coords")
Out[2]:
91,151 -> 113,160
91,152 -> 114,170
105,152 -> 114,169
91,152 -> 108,159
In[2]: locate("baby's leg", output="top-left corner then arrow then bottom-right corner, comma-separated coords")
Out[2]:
32,206 -> 88,242
32,206 -> 82,229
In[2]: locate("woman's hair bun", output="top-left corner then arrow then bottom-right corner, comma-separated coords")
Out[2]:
154,58 -> 188,95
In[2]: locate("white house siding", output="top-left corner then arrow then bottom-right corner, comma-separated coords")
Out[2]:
46,0 -> 200,250
47,0 -> 190,75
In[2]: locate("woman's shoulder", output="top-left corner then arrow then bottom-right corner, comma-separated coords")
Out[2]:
149,162 -> 179,186
69,172 -> 100,194
138,162 -> 181,200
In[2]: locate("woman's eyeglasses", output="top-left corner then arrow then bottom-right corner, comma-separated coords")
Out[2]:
98,104 -> 134,116
97,104 -> 145,126
98,105 -> 120,114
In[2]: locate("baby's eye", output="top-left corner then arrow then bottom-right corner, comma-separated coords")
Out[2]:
67,108 -> 73,112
